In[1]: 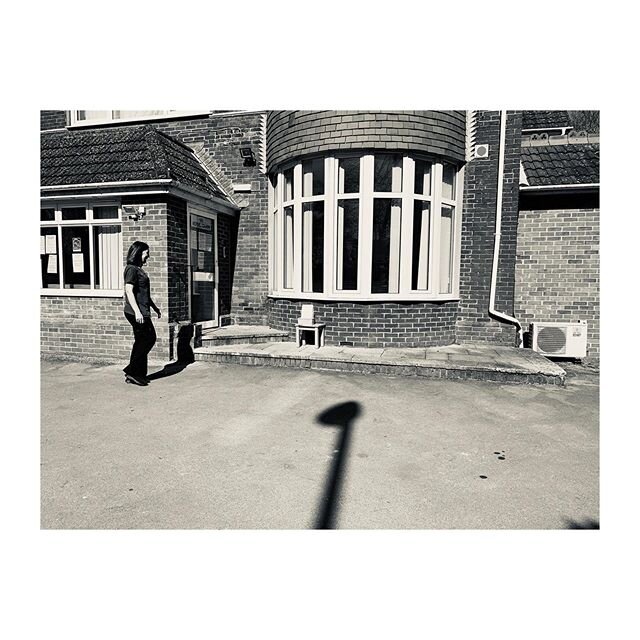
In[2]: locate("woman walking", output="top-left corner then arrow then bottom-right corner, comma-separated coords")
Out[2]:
123,241 -> 162,386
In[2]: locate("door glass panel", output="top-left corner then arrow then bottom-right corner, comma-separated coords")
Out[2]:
191,214 -> 215,323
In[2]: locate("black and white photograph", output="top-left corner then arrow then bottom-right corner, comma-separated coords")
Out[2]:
5,3 -> 637,638
39,108 -> 600,531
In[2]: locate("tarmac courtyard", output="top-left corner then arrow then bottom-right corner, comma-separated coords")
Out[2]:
40,358 -> 599,529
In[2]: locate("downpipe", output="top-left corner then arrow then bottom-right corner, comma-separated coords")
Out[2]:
489,110 -> 524,347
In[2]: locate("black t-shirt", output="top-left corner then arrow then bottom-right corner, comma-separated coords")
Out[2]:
123,264 -> 151,317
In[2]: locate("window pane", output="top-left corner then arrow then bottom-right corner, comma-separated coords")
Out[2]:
93,225 -> 122,289
337,200 -> 359,291
62,226 -> 91,289
442,164 -> 457,200
371,199 -> 401,294
76,110 -> 110,121
283,205 -> 294,289
302,158 -> 324,197
93,205 -> 119,219
374,154 -> 403,192
61,206 -> 86,221
338,158 -> 360,194
414,160 -> 432,196
302,202 -> 324,293
40,227 -> 60,288
41,208 -> 55,222
439,205 -> 455,294
269,174 -> 279,209
411,201 -> 431,290
284,168 -> 294,201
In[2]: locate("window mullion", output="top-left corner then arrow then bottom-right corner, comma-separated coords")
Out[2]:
293,163 -> 303,295
399,156 -> 415,295
57,224 -> 64,289
431,163 -> 443,293
360,155 -> 374,295
324,157 -> 335,295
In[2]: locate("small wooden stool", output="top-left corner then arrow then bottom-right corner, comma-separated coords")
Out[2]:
296,323 -> 326,348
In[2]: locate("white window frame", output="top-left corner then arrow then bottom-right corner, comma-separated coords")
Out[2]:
40,200 -> 124,297
68,110 -> 212,127
268,153 -> 463,302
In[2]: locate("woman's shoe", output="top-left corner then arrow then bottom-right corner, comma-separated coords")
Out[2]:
125,373 -> 148,386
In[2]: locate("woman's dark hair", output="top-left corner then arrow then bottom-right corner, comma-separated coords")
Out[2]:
126,241 -> 150,267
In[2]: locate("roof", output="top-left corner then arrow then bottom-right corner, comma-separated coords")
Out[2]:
521,143 -> 599,186
522,110 -> 571,130
41,125 -> 229,200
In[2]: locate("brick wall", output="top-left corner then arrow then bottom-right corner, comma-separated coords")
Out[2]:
155,113 -> 269,325
41,197 -> 176,362
267,111 -> 466,171
267,298 -> 458,348
456,110 -> 523,346
41,110 -> 67,130
515,208 -> 600,360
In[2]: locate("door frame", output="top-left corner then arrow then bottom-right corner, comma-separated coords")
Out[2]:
187,203 -> 219,329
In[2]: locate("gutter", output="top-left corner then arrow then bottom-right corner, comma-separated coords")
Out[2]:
489,110 -> 523,347
519,183 -> 598,191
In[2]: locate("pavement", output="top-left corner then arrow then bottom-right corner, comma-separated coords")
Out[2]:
40,358 -> 599,529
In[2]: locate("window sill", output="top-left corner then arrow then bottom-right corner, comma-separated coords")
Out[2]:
41,289 -> 123,298
268,292 -> 460,303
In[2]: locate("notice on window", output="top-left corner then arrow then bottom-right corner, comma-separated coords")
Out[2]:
72,237 -> 82,252
45,235 -> 57,254
72,253 -> 85,273
198,231 -> 212,252
197,251 -> 205,270
47,255 -> 58,274
40,236 -> 46,255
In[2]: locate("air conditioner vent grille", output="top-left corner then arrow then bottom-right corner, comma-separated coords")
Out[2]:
536,326 -> 567,353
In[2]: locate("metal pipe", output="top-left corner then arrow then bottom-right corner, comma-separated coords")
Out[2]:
489,110 -> 523,347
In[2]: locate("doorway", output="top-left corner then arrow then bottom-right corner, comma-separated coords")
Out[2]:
188,205 -> 218,329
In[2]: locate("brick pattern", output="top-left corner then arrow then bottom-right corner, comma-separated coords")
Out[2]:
266,111 -> 467,171
457,111 -> 522,346
515,208 -> 599,360
166,197 -> 189,323
41,110 -> 67,130
266,298 -> 458,348
155,114 -> 269,325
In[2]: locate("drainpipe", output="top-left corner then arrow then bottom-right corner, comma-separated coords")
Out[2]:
489,110 -> 523,347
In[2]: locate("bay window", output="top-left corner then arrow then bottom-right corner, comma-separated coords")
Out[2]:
40,202 -> 123,295
269,153 -> 462,300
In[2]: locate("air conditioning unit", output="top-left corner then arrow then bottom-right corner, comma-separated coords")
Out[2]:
530,321 -> 588,358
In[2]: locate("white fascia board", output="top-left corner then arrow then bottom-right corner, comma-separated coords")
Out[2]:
520,183 -> 599,191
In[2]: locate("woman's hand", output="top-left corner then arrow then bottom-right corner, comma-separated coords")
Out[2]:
135,311 -> 144,324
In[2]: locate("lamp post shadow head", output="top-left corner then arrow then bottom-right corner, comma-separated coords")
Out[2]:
317,401 -> 361,428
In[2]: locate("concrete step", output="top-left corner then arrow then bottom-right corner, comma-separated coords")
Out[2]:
199,325 -> 289,347
194,342 -> 566,385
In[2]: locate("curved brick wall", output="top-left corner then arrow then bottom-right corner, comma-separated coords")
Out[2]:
266,298 -> 458,348
266,111 -> 466,171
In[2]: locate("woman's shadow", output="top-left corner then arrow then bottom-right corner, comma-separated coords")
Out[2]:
147,324 -> 195,381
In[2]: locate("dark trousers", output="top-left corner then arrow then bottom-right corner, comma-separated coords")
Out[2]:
124,313 -> 156,378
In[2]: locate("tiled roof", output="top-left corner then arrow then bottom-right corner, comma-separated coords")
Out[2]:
521,143 -> 599,186
522,110 -> 571,130
41,125 -> 228,200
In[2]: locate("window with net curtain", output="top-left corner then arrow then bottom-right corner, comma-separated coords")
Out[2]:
269,153 -> 460,300
40,204 -> 123,292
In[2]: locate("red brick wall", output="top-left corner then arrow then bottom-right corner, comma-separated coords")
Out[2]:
266,111 -> 466,171
456,110 -> 523,346
515,208 -> 600,359
267,298 -> 458,348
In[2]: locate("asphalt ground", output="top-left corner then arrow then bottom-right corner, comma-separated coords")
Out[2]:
40,358 -> 599,529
